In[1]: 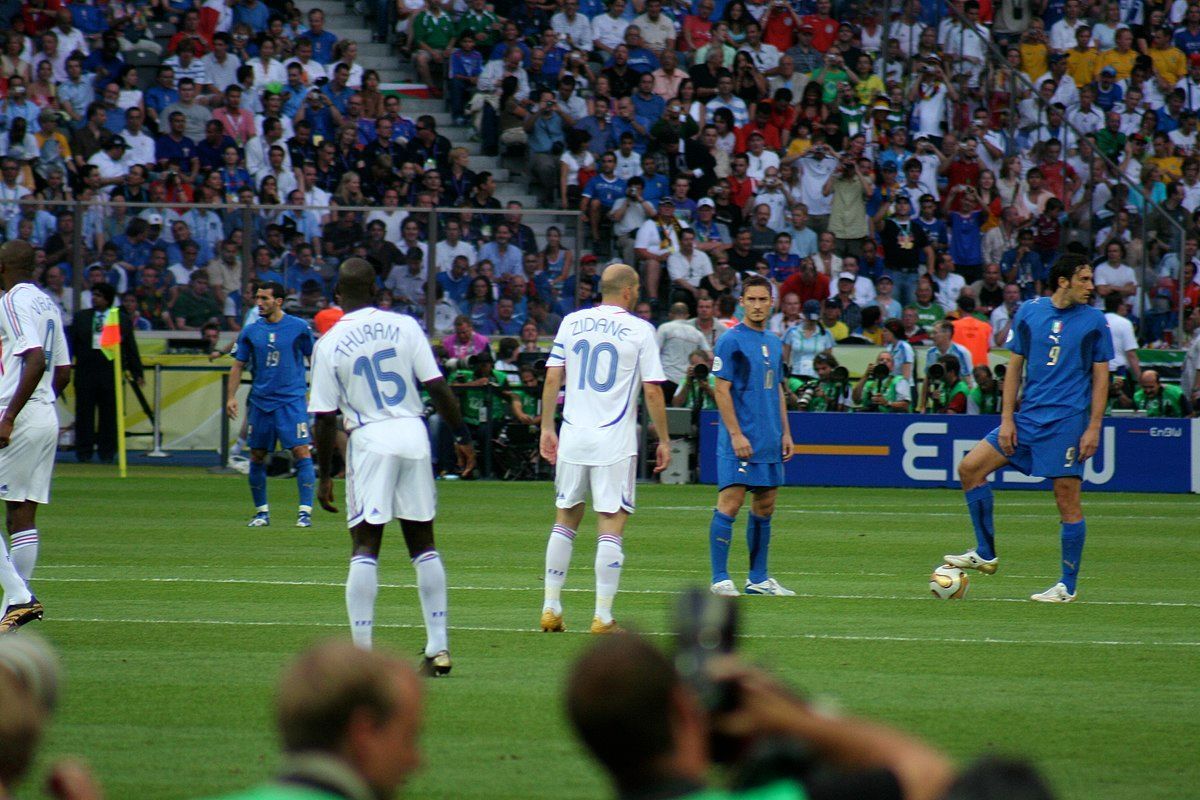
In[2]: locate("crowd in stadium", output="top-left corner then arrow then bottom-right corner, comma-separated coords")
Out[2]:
0,0 -> 1198,432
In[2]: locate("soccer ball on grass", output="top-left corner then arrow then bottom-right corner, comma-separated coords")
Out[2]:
929,564 -> 969,599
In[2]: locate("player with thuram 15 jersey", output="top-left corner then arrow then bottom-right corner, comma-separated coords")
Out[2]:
942,255 -> 1114,603
0,241 -> 71,633
538,264 -> 671,635
708,275 -> 795,598
226,282 -> 316,528
308,259 -> 474,674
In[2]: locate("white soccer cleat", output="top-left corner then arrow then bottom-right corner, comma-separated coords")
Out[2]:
744,577 -> 796,596
1030,582 -> 1076,603
942,549 -> 999,575
710,579 -> 740,597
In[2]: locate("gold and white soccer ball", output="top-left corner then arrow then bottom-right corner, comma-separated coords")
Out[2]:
929,564 -> 969,599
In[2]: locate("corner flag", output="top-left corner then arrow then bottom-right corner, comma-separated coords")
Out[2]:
99,307 -> 127,478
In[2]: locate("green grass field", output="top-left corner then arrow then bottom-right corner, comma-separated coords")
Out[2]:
21,465 -> 1200,799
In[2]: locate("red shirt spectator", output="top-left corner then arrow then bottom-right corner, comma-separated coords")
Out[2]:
779,270 -> 830,305
801,9 -> 838,52
728,174 -> 757,209
735,121 -> 782,152
762,6 -> 798,52
1038,159 -> 1077,204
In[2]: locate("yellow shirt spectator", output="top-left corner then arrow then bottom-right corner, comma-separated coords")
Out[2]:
1095,46 -> 1138,81
1020,41 -> 1048,79
1149,45 -> 1188,85
1147,154 -> 1183,181
1066,45 -> 1099,87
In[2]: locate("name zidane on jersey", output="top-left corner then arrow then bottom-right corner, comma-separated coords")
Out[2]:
568,316 -> 632,341
331,320 -> 410,357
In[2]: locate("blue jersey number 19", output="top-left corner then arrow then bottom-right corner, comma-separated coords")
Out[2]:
572,340 -> 618,392
353,347 -> 407,409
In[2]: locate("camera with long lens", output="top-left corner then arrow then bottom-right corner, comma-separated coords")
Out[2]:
993,363 -> 1006,383
693,362 -> 709,381
793,376 -> 818,410
927,362 -> 946,411
871,362 -> 891,382
675,588 -> 741,762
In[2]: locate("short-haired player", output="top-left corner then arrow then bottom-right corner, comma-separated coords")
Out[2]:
226,281 -> 317,528
0,241 -> 71,632
944,255 -> 1113,602
308,259 -> 475,674
708,274 -> 795,597
539,264 -> 671,635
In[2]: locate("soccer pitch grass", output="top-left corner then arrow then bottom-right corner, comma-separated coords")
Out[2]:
23,465 -> 1200,800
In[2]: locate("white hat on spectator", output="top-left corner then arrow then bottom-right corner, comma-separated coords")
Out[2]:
147,213 -> 164,225
697,198 -> 715,208
837,272 -> 856,283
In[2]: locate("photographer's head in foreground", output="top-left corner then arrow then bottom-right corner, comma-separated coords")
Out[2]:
566,632 -> 955,800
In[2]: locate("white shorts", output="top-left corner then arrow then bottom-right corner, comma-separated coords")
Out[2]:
0,408 -> 58,505
345,436 -> 436,526
554,456 -> 637,514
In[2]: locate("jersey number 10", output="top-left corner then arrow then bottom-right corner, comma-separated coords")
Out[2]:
572,340 -> 618,392
354,347 -> 407,409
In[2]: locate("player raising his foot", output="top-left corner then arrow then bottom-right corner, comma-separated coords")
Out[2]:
945,254 -> 1112,603
0,241 -> 71,633
226,282 -> 317,529
309,259 -> 474,674
708,275 -> 795,597
539,263 -> 670,635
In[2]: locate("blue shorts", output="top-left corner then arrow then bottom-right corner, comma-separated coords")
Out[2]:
985,412 -> 1087,479
717,457 -> 784,491
247,399 -> 311,451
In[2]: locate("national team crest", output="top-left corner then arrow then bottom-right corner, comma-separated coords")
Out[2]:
1051,321 -> 1063,334
268,332 -> 277,343
762,345 -> 769,358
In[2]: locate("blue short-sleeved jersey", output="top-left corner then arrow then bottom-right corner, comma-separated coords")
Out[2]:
234,314 -> 314,411
1008,297 -> 1113,423
713,324 -> 784,464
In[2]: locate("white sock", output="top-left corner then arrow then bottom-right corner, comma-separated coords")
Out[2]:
346,555 -> 378,649
594,534 -> 624,624
0,539 -> 31,607
10,529 -> 38,582
413,550 -> 448,657
543,524 -> 575,614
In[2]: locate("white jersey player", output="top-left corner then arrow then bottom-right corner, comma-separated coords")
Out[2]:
308,259 -> 473,675
538,264 -> 671,635
0,241 -> 71,633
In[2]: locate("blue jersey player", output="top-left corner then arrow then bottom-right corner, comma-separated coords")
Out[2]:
944,255 -> 1113,602
225,281 -> 317,528
708,275 -> 795,597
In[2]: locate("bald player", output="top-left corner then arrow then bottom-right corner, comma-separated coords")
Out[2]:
308,259 -> 475,673
0,241 -> 71,633
538,263 -> 671,635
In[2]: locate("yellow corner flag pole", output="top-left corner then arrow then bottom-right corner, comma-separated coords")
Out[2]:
114,339 -> 126,478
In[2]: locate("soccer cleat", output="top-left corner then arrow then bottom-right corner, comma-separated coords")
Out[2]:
590,617 -> 623,634
247,512 -> 270,527
540,608 -> 565,632
420,650 -> 452,676
296,511 -> 312,528
1030,582 -> 1076,603
710,579 -> 740,597
0,597 -> 44,634
942,549 -> 999,574
744,577 -> 796,596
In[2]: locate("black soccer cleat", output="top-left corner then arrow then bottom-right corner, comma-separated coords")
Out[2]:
419,650 -> 452,677
0,597 -> 44,634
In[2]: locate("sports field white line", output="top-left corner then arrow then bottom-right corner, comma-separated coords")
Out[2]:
33,576 -> 1200,608
43,616 -> 1200,647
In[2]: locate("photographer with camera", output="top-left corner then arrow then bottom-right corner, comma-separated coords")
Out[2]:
852,351 -> 912,412
566,632 -> 955,800
924,355 -> 969,414
788,353 -> 849,412
673,349 -> 717,410
967,364 -> 1004,414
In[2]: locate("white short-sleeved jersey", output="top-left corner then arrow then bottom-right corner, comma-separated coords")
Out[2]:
308,308 -> 442,443
547,304 -> 665,466
0,283 -> 70,412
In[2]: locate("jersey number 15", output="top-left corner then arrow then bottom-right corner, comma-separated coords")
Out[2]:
354,348 -> 407,409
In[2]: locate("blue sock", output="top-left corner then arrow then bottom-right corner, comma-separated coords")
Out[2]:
709,510 -> 735,583
747,513 -> 772,584
295,457 -> 315,511
964,484 -> 996,560
249,460 -> 268,510
1060,519 -> 1086,594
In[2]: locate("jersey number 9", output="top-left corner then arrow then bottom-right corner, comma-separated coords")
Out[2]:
1046,345 -> 1060,366
572,340 -> 618,392
354,347 -> 407,409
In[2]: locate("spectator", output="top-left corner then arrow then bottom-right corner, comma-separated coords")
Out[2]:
922,320 -> 975,411
168,268 -> 224,331
656,302 -> 711,400
666,228 -> 712,310
782,299 -> 835,377
950,296 -> 994,371
1103,294 -> 1142,379
1133,369 -> 1190,416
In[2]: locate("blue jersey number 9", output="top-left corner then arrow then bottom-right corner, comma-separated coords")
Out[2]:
353,348 -> 407,409
572,340 -> 618,392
